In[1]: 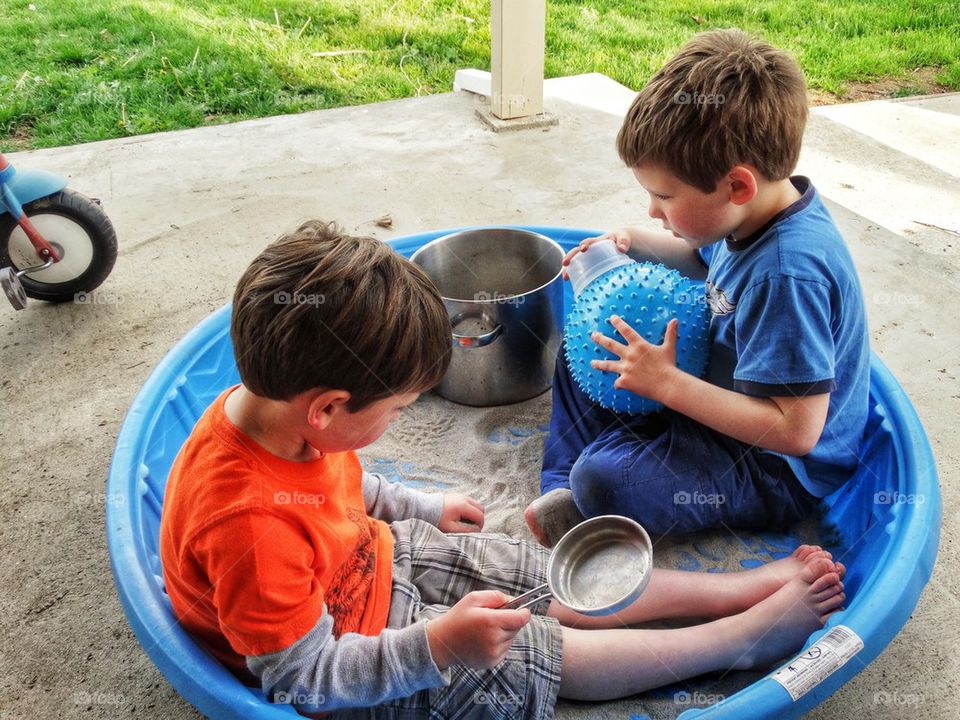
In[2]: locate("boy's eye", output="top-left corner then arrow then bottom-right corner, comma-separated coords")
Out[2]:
653,193 -> 670,201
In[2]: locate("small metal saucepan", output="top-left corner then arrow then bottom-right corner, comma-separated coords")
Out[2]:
502,515 -> 654,616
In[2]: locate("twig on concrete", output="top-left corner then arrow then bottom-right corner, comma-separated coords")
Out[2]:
913,221 -> 960,238
28,590 -> 69,616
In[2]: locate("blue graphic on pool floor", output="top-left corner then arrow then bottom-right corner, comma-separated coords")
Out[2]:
361,457 -> 454,491
487,423 -> 551,446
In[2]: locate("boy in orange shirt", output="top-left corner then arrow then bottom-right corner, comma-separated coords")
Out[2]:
160,220 -> 845,718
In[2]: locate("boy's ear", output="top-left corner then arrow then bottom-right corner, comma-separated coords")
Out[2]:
726,166 -> 759,206
305,389 -> 352,431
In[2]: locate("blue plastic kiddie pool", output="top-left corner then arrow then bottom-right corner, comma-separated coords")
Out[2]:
106,226 -> 941,719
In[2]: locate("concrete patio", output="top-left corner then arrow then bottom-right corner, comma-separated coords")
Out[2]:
0,75 -> 957,719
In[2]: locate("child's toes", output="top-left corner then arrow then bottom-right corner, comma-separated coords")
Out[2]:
802,557 -> 837,583
811,583 -> 843,603
794,545 -> 822,561
809,571 -> 841,594
816,592 -> 846,615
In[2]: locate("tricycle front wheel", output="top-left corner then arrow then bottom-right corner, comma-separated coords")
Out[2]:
0,189 -> 118,303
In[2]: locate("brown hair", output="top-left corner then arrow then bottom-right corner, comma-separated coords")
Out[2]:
231,220 -> 451,410
617,28 -> 807,193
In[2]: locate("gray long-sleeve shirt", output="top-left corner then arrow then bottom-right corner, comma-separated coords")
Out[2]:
247,472 -> 448,714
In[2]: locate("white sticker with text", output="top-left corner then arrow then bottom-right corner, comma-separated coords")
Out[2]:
770,625 -> 864,702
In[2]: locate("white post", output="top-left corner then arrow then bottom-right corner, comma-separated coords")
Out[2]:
490,0 -> 545,120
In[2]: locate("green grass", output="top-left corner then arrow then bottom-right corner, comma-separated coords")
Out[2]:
1,0 -> 958,150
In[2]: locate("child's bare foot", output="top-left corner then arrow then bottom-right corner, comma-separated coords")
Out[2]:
524,488 -> 585,548
738,545 -> 845,595
730,555 -> 846,670
705,545 -> 845,617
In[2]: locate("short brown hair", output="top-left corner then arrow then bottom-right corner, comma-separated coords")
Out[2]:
617,28 -> 807,192
231,220 -> 451,410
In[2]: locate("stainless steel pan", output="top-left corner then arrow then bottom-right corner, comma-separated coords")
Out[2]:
502,515 -> 653,616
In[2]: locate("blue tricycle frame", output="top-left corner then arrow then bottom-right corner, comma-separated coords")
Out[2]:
106,226 -> 940,719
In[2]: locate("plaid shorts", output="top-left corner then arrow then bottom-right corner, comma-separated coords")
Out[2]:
331,519 -> 563,720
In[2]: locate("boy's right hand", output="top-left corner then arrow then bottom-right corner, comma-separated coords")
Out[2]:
425,591 -> 531,670
562,228 -> 633,280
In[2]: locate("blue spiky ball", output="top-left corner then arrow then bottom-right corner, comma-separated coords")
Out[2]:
564,261 -> 711,414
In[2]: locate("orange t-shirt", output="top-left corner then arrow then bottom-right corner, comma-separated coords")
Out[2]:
159,387 -> 394,681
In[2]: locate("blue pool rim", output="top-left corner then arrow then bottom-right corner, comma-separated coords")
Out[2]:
107,225 -> 941,719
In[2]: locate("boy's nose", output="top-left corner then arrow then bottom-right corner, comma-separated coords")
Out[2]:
647,201 -> 664,221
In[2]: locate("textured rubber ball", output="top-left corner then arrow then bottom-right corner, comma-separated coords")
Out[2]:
564,261 -> 710,414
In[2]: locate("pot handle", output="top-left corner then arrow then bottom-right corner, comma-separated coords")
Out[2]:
499,582 -> 553,610
450,312 -> 504,348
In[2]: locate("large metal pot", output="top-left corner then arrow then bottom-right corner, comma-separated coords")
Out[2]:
411,228 -> 564,406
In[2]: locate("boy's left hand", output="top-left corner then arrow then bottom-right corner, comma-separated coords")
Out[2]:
438,493 -> 485,533
591,315 -> 680,403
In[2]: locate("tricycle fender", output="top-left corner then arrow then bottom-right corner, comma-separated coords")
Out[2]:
0,166 -> 68,219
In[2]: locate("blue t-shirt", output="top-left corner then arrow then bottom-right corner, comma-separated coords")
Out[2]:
697,176 -> 870,497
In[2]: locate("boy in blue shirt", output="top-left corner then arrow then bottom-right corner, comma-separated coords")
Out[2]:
527,28 -> 870,545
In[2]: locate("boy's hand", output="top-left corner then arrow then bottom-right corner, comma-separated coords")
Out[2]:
425,591 -> 531,670
438,493 -> 485,532
561,229 -> 632,280
591,315 -> 680,403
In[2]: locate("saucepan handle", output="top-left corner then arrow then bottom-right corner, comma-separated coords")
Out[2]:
499,582 -> 552,610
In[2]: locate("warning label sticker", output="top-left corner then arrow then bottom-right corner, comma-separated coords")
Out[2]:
770,625 -> 865,702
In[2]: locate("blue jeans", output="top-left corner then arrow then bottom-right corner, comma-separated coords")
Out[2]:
540,345 -> 817,535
